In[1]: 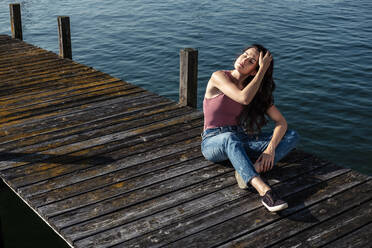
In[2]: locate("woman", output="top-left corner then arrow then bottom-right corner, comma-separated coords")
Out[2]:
201,44 -> 299,212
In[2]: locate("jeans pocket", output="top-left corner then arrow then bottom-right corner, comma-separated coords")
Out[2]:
202,131 -> 219,141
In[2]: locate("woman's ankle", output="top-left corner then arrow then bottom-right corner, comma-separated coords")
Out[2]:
250,176 -> 271,196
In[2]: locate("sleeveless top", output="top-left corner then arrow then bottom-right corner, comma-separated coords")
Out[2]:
203,71 -> 244,130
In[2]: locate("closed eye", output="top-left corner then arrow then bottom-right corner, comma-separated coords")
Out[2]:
243,53 -> 256,64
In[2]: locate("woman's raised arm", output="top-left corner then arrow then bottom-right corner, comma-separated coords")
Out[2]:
210,51 -> 272,105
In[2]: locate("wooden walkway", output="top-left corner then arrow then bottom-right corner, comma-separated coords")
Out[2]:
0,34 -> 371,248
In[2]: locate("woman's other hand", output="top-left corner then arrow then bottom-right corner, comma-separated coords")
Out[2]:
254,145 -> 275,173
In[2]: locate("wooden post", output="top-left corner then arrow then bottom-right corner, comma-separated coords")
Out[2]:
179,48 -> 198,108
58,16 -> 72,59
9,3 -> 23,40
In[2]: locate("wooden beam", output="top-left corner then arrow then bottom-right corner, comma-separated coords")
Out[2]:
9,3 -> 23,40
179,48 -> 198,108
58,16 -> 72,59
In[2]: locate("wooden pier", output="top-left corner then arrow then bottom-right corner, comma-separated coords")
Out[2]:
0,34 -> 371,248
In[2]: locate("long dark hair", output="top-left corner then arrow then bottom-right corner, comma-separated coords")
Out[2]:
239,44 -> 276,134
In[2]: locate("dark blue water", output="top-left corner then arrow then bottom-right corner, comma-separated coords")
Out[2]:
0,0 -> 371,246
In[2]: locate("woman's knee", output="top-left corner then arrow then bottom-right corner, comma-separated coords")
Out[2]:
201,138 -> 228,162
284,129 -> 300,147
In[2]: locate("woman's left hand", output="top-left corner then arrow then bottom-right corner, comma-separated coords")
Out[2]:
256,145 -> 275,173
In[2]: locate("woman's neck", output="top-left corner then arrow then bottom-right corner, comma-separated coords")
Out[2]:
230,69 -> 251,84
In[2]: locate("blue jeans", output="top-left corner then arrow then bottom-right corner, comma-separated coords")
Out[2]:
201,126 -> 299,184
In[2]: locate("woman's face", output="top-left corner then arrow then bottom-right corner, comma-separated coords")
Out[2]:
234,47 -> 259,75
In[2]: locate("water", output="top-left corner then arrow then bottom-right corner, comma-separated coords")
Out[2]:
0,0 -> 371,246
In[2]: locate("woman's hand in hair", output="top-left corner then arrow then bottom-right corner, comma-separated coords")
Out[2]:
258,51 -> 272,72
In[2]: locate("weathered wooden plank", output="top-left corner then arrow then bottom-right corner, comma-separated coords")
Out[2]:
5,107 -> 197,185
0,69 -> 88,92
0,94 -> 172,142
14,119 -> 201,192
34,136 -> 205,229
0,40 -> 36,50
0,43 -> 51,61
11,105 -> 192,152
0,86 -> 155,133
0,103 -> 182,151
0,60 -> 82,82
1,78 -> 124,110
73,159 -> 346,247
60,164 -> 233,242
0,51 -> 55,66
0,47 -> 61,65
135,169 -> 365,248
217,178 -> 372,248
0,74 -> 125,101
0,111 -> 202,174
0,98 -> 169,149
19,136 -> 201,197
0,63 -> 95,88
0,86 -> 145,124
269,198 -> 372,248
0,50 -> 56,66
0,56 -> 66,73
58,152 -> 310,242
0,46 -> 38,56
0,74 -> 111,103
321,221 -> 372,248
0,82 -> 135,117
0,70 -> 109,97
0,44 -> 38,55
0,80 -> 131,114
0,102 -> 177,151
0,43 -> 33,53
0,86 -> 149,126
0,39 -> 36,47
39,156 -> 210,218
0,35 -> 13,41
0,110 -> 202,171
2,123 -> 202,192
0,37 -> 32,49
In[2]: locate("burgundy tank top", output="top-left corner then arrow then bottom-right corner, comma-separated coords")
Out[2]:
203,71 -> 244,130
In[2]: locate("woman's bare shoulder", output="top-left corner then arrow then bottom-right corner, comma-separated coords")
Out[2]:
205,70 -> 228,98
211,70 -> 229,80
210,70 -> 231,86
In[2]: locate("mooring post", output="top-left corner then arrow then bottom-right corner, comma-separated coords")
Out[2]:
58,16 -> 72,59
179,48 -> 198,108
9,3 -> 23,40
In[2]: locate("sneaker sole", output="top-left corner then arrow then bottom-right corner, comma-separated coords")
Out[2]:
261,200 -> 288,212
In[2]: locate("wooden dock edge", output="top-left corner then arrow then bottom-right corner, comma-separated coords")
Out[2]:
0,177 -> 74,247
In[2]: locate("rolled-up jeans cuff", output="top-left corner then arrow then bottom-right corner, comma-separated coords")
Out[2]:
239,169 -> 259,184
